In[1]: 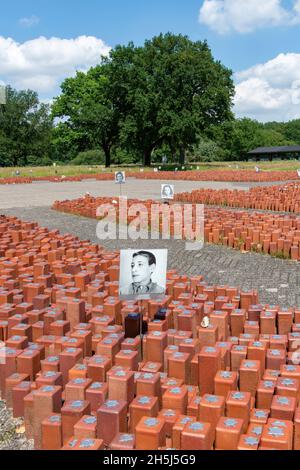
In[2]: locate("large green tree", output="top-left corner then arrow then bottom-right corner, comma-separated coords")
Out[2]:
0,86 -> 53,166
105,33 -> 235,166
52,65 -> 120,167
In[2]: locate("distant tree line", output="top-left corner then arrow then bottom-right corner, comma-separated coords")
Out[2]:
0,86 -> 53,166
0,33 -> 299,168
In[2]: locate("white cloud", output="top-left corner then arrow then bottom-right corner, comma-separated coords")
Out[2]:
0,35 -> 111,97
19,15 -> 40,28
40,97 -> 54,106
199,0 -> 300,34
234,53 -> 300,121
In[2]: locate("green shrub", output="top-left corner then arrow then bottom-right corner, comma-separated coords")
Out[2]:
27,155 -> 53,166
188,140 -> 224,162
71,149 -> 105,165
112,148 -> 137,165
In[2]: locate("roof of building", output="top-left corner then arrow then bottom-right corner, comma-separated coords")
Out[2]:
248,145 -> 300,155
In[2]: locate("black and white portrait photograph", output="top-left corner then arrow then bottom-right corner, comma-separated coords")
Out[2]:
115,171 -> 126,184
119,249 -> 168,300
161,184 -> 174,200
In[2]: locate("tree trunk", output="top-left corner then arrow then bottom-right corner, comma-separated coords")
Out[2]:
13,152 -> 21,166
143,149 -> 152,167
169,143 -> 176,163
104,147 -> 111,168
179,146 -> 185,166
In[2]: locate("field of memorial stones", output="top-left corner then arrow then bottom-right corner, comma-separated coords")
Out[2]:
1,167 -> 300,451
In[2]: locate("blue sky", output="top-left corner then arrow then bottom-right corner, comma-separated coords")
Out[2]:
1,0 -> 300,121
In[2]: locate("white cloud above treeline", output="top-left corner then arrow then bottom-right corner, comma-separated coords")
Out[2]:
1,32 -> 299,122
234,53 -> 300,122
199,0 -> 300,34
0,35 -> 111,95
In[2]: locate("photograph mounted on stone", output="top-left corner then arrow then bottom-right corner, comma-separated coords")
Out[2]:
119,249 -> 168,300
161,184 -> 174,200
115,171 -> 126,184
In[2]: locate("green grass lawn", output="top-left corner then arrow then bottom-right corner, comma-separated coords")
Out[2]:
1,160 -> 300,178
0,165 -> 136,178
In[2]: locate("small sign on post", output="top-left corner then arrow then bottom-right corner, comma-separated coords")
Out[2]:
115,171 -> 126,184
161,184 -> 174,200
0,85 -> 6,105
115,171 -> 126,196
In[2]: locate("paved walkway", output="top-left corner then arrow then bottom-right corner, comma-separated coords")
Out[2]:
0,178 -> 285,208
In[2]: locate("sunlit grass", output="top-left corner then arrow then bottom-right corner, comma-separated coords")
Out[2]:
1,159 -> 300,178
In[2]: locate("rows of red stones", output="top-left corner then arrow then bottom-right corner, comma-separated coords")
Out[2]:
1,169 -> 299,185
0,214 -> 300,450
174,182 -> 300,214
0,174 -> 114,185
53,196 -> 300,261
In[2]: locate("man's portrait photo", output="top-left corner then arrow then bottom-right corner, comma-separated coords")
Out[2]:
161,184 -> 174,199
115,171 -> 126,184
119,249 -> 167,300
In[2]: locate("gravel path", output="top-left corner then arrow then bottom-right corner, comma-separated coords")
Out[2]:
0,400 -> 33,450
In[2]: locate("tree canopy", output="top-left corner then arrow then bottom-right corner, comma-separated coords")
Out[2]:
52,33 -> 235,166
51,65 -> 120,167
1,33 -> 300,167
0,86 -> 53,166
